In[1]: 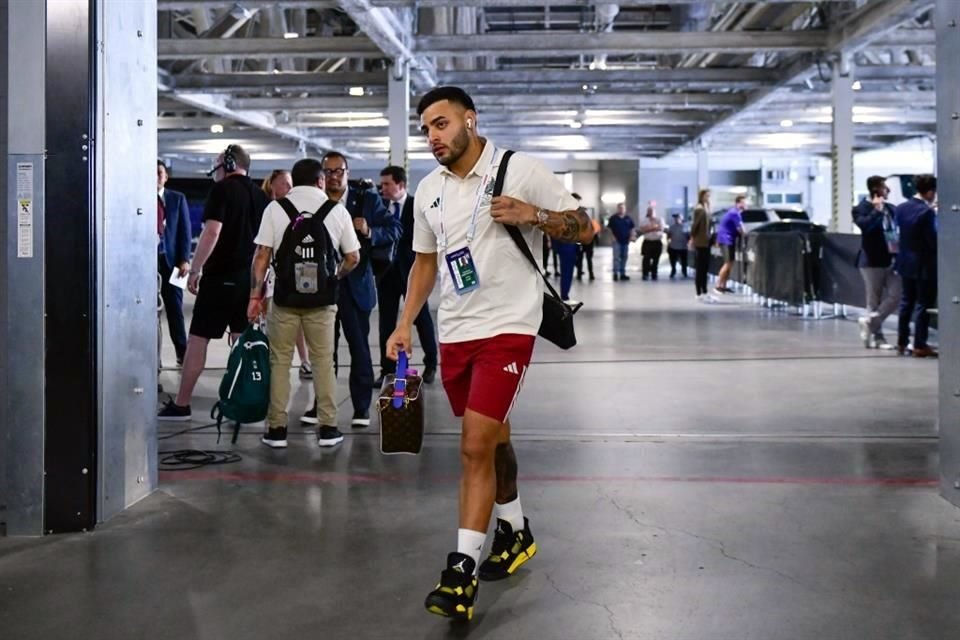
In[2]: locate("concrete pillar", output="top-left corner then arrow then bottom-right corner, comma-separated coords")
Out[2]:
388,61 -> 410,169
696,143 -> 709,192
935,0 -> 960,507
831,54 -> 855,233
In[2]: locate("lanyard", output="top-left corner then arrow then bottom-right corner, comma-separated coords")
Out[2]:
438,148 -> 498,253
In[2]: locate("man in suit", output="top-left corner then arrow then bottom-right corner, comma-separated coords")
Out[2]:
894,174 -> 939,358
376,166 -> 438,385
313,152 -> 401,427
157,160 -> 192,365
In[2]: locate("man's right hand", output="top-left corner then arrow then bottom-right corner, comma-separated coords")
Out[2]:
872,194 -> 885,211
386,324 -> 413,362
246,297 -> 264,323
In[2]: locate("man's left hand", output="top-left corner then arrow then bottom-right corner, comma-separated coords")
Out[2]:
187,273 -> 201,295
491,196 -> 537,226
353,217 -> 370,237
177,262 -> 190,279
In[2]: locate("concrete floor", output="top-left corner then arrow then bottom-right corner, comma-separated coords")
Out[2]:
2,249 -> 957,640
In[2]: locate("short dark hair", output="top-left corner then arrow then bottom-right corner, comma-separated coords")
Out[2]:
321,151 -> 348,170
866,175 -> 886,193
226,144 -> 251,171
416,86 -> 476,117
915,174 -> 937,195
291,159 -> 323,187
158,159 -> 169,173
735,195 -> 747,204
380,165 -> 407,185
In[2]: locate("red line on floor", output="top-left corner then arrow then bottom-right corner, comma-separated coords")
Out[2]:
160,470 -> 938,488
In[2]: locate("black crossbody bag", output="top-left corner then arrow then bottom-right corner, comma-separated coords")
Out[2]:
496,150 -> 581,350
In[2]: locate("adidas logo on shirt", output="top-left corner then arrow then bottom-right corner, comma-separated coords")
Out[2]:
430,197 -> 441,209
302,234 -> 315,244
503,362 -> 520,375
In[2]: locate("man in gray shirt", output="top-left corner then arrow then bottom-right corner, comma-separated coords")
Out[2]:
666,213 -> 689,279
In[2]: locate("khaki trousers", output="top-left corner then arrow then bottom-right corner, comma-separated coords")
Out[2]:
267,303 -> 337,428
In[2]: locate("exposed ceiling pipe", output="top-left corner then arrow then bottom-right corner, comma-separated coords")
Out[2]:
696,2 -> 766,68
336,0 -> 437,91
590,3 -> 619,71
679,2 -> 736,69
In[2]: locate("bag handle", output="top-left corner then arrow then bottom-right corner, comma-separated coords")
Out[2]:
496,151 -> 565,302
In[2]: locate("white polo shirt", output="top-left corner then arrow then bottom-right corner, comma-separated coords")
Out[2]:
255,185 -> 360,256
413,140 -> 579,343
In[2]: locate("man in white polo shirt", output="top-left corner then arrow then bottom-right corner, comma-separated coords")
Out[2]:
386,86 -> 595,621
248,158 -> 360,449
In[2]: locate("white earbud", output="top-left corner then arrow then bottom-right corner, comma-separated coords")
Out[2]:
467,119 -> 473,129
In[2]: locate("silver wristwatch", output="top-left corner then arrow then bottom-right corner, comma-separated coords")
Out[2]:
535,208 -> 549,228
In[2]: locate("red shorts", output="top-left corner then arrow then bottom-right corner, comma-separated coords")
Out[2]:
439,333 -> 536,423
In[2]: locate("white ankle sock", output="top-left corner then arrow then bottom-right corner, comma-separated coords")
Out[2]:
457,529 -> 487,570
495,496 -> 524,534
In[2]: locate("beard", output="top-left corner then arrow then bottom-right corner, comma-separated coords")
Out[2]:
435,127 -> 471,167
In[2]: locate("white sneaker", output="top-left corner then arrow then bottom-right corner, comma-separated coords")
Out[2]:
857,317 -> 871,348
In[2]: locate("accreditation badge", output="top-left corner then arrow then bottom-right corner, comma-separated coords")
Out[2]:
445,246 -> 481,295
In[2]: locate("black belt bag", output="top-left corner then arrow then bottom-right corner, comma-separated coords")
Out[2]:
496,150 -> 581,350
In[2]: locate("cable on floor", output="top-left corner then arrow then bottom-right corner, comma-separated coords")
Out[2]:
159,421 -> 243,471
159,449 -> 242,471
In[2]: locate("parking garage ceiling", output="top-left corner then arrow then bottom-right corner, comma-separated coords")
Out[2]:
157,0 -> 936,166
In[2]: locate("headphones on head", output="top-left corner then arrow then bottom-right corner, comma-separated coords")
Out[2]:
222,145 -> 238,173
207,144 -> 238,176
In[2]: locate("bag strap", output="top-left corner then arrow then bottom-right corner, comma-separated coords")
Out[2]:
315,199 -> 337,222
277,197 -> 300,223
496,150 -> 564,301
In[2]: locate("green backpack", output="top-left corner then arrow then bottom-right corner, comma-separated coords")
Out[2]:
211,324 -> 271,444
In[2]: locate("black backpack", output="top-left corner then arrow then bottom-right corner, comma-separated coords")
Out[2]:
273,198 -> 339,308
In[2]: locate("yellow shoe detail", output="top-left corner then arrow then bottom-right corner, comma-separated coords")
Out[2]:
506,542 -> 537,575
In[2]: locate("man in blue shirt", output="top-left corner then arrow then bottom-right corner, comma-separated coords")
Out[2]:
715,195 -> 745,294
607,203 -> 636,281
894,174 -> 938,358
853,176 -> 900,350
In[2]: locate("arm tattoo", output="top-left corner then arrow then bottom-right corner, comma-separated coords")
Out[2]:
541,207 -> 594,243
494,442 -> 519,504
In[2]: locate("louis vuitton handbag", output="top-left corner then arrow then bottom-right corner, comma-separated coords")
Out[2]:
376,351 -> 425,455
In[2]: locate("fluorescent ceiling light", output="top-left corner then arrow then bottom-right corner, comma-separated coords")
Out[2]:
210,124 -> 224,134
780,119 -> 794,128
349,86 -> 365,97
310,118 -> 390,128
852,80 -> 862,91
283,32 -> 299,39
600,191 -> 626,205
746,132 -> 818,149
569,120 -> 583,129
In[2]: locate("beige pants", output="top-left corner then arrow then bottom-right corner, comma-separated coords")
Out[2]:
267,303 -> 337,428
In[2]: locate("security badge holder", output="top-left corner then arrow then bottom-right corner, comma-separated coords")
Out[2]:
445,247 -> 480,295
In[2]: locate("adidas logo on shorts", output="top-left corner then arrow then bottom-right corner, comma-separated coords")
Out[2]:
502,362 -> 520,375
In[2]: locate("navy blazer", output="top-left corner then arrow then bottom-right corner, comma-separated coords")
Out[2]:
341,186 -> 402,312
392,195 -> 417,279
894,197 -> 938,281
160,188 -> 192,269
